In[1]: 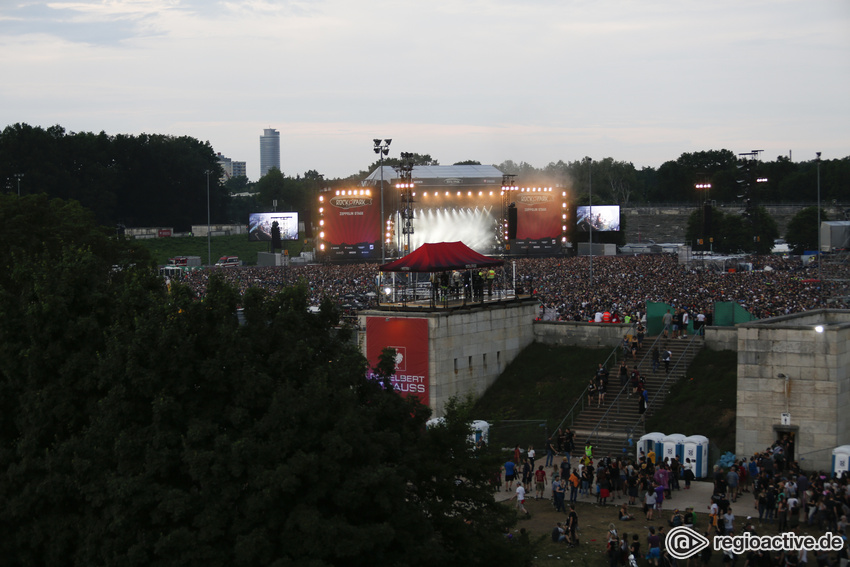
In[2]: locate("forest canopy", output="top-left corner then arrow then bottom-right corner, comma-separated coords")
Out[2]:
0,193 -> 528,566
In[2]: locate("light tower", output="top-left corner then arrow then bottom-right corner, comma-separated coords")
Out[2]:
373,139 -> 392,263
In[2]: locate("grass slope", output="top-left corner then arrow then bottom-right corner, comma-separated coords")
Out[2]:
645,348 -> 738,455
134,234 -> 310,265
473,343 -> 738,456
472,342 -> 610,447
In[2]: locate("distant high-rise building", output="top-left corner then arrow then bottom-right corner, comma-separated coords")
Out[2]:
260,128 -> 280,177
216,153 -> 248,182
216,152 -> 233,180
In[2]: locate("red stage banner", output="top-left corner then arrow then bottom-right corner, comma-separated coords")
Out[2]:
365,317 -> 429,406
515,191 -> 561,240
322,192 -> 381,259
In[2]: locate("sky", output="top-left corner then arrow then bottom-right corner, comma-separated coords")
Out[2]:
1,0 -> 848,181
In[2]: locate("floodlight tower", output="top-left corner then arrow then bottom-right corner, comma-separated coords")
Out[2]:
816,152 -> 822,287
373,139 -> 392,263
585,156 -> 593,283
395,152 -> 416,254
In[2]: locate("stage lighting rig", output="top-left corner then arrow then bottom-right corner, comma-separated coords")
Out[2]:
373,138 -> 392,263
394,152 -> 416,253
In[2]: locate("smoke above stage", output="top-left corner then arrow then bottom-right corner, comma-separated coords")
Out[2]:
393,206 -> 497,254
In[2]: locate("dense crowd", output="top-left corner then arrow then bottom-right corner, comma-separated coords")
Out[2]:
173,253 -> 848,318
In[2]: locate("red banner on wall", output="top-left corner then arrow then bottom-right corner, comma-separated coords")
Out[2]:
365,317 -> 429,406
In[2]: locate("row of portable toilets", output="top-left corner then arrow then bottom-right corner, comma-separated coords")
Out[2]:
637,432 -> 710,479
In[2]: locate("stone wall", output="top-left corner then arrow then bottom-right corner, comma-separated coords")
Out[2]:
704,326 -> 737,351
735,310 -> 850,471
358,299 -> 539,417
623,204 -> 844,245
533,321 -> 632,348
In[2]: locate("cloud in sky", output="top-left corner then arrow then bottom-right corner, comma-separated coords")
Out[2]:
1,0 -> 848,180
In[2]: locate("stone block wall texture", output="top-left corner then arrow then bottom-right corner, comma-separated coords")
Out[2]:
358,300 -> 539,417
735,310 -> 850,472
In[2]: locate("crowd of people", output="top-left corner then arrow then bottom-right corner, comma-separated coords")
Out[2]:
171,253 -> 847,321
522,437 -> 850,567
496,430 -> 850,566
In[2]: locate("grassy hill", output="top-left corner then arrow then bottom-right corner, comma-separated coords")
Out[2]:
645,348 -> 738,457
133,233 -> 311,265
472,342 -> 737,456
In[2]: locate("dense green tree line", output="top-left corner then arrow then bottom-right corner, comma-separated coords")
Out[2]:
0,124 -> 228,231
2,123 -> 846,234
497,150 -> 848,208
0,193 -> 529,566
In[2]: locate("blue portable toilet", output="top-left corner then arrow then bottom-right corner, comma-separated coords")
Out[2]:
638,432 -> 665,463
831,445 -> 850,478
470,420 -> 490,445
662,434 -> 687,464
683,435 -> 709,478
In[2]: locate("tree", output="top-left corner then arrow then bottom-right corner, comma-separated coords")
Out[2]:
223,175 -> 251,194
255,167 -> 288,209
0,194 -> 530,566
785,206 -> 828,254
0,124 -> 227,231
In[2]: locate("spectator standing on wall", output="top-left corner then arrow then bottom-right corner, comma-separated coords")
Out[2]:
662,309 -> 672,338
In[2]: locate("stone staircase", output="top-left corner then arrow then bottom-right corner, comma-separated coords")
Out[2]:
568,334 -> 705,459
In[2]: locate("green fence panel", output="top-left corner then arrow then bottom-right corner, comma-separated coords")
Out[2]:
647,301 -> 671,336
733,303 -> 758,324
713,302 -> 757,326
714,302 -> 734,327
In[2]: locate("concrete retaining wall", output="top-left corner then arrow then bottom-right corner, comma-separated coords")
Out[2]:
735,310 -> 850,472
359,299 -> 539,417
533,321 -> 632,349
705,326 -> 738,351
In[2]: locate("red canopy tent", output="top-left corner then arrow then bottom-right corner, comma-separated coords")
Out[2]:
379,241 -> 504,272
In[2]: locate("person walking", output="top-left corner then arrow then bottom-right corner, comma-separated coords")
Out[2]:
511,483 -> 530,517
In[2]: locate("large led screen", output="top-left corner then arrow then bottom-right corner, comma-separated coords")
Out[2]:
248,212 -> 299,242
321,190 -> 381,259
576,205 -> 620,232
515,190 -> 562,240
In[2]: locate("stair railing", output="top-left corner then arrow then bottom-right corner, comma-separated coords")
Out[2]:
551,320 -> 639,435
620,333 -> 705,450
583,332 -> 704,454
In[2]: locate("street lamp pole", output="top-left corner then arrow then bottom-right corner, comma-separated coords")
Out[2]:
205,170 -> 212,266
816,152 -> 822,286
14,173 -> 23,196
373,139 -> 392,263
585,157 -> 593,283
